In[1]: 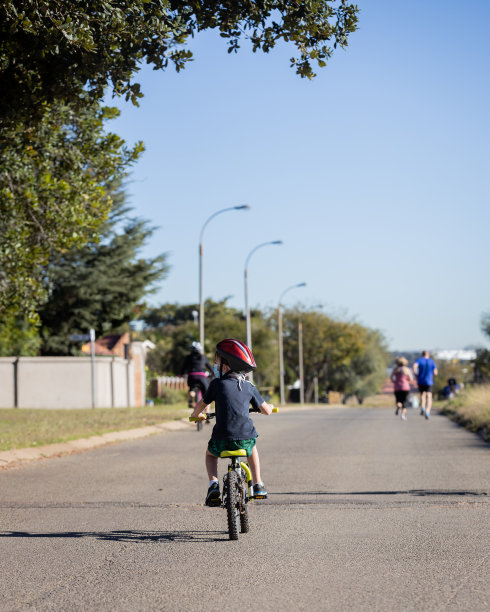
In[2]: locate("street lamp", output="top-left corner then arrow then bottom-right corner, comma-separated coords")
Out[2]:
278,282 -> 306,405
298,319 -> 304,405
199,205 -> 250,348
244,240 -> 283,350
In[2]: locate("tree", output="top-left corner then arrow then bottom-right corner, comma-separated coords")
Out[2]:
474,313 -> 490,383
38,181 -> 168,355
141,298 -> 277,387
1,1 -> 358,317
0,100 -> 143,317
0,313 -> 41,356
141,301 -> 389,401
0,1 -> 359,122
473,349 -> 490,384
481,313 -> 490,339
293,311 -> 364,400
282,308 -> 388,401
331,329 -> 389,402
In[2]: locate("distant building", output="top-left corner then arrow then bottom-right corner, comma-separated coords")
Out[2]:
81,332 -> 130,358
433,349 -> 476,361
389,349 -> 477,364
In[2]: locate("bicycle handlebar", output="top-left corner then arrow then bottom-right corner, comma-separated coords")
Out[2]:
189,406 -> 278,422
189,414 -> 214,422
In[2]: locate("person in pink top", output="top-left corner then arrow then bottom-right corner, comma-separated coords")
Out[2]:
391,357 -> 414,421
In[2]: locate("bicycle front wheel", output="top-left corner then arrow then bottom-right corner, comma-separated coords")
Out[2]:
225,471 -> 240,540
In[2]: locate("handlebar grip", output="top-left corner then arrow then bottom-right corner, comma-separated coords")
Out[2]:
272,406 -> 279,413
189,416 -> 205,422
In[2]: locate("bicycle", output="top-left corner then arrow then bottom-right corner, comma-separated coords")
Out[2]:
190,406 -> 278,540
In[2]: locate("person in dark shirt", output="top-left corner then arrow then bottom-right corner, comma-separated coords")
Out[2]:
190,338 -> 273,506
180,341 -> 214,406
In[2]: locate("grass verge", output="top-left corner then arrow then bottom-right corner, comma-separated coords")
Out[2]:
0,404 -> 190,452
441,385 -> 490,442
358,394 -> 395,408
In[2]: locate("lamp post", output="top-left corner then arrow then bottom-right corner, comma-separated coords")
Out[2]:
244,240 -> 283,350
278,282 -> 306,405
199,205 -> 250,348
298,319 -> 304,404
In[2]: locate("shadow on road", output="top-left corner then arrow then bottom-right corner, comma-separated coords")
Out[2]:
0,529 -> 226,543
270,489 -> 488,497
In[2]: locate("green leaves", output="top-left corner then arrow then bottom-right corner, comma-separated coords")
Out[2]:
38,180 -> 169,356
0,1 -> 359,124
141,300 -> 388,398
0,313 -> 41,357
283,308 -> 388,399
0,100 -> 143,317
481,313 -> 490,340
0,0 -> 359,321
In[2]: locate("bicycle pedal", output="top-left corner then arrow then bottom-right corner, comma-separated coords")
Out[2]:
252,494 -> 267,500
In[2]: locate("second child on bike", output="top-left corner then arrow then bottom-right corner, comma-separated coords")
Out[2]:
180,341 -> 214,407
190,338 -> 274,506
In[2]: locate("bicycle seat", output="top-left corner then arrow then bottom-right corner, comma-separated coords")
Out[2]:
220,449 -> 248,458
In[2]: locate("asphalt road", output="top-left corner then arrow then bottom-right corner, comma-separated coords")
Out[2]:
0,406 -> 489,611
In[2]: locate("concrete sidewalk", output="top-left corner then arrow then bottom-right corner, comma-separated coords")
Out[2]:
0,419 -> 191,469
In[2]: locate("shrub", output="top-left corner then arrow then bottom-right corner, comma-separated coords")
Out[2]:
154,387 -> 187,406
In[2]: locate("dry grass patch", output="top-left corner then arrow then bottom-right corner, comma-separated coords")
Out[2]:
361,394 -> 396,408
442,385 -> 490,442
0,404 -> 189,451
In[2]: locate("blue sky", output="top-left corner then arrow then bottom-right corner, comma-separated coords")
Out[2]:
107,0 -> 490,351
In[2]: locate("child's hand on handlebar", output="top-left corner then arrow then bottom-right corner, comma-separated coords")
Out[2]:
189,412 -> 206,422
258,401 -> 275,415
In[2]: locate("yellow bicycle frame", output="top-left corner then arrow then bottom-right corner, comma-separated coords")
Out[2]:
239,461 -> 253,501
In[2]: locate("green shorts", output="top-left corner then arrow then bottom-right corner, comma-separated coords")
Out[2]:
207,438 -> 256,458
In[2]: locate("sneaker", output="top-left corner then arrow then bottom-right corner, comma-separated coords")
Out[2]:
401,413 -> 407,421
425,412 -> 430,420
395,408 -> 399,416
205,482 -> 221,507
420,408 -> 425,416
253,483 -> 268,499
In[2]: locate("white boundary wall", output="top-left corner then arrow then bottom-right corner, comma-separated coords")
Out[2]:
0,356 -> 136,409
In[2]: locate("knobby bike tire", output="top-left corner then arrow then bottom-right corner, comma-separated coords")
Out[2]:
240,498 -> 249,533
239,466 -> 250,533
225,471 -> 240,540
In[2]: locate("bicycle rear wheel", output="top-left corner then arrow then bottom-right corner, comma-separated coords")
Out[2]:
193,387 -> 203,431
224,471 -> 240,540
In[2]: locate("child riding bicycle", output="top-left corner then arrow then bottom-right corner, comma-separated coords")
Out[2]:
180,341 -> 214,407
190,338 -> 274,506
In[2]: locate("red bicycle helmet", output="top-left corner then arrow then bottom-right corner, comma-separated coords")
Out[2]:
216,339 -> 256,373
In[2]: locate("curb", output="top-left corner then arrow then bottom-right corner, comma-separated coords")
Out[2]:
0,419 -> 192,470
0,404 -> 337,470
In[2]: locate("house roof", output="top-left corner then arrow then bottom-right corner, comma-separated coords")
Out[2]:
81,332 -> 130,356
